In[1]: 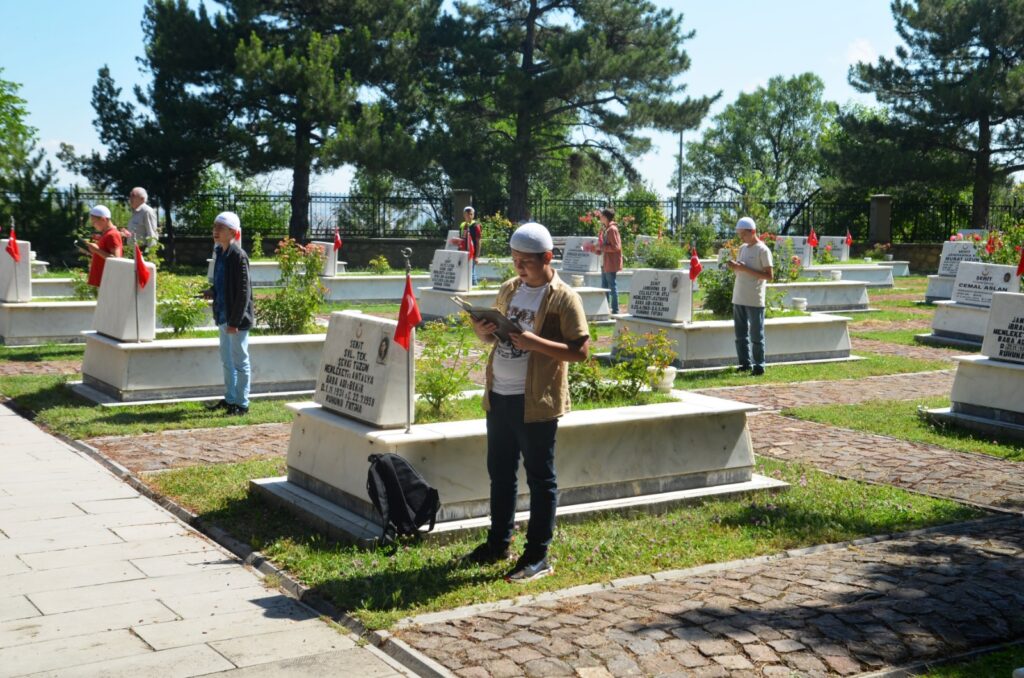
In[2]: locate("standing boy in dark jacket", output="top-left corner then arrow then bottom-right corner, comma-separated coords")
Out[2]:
205,211 -> 255,415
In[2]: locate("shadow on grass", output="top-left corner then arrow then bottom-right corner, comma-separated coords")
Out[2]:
0,344 -> 85,363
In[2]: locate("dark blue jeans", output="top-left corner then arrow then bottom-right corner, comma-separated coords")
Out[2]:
733,304 -> 766,370
485,392 -> 559,556
601,270 -> 619,314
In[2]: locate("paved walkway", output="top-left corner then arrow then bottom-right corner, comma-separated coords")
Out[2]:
750,414 -> 1024,514
0,405 -> 410,678
397,516 -> 1024,677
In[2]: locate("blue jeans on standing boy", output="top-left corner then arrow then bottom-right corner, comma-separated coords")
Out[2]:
218,324 -> 251,408
485,392 -> 559,557
733,304 -> 766,370
601,270 -> 619,314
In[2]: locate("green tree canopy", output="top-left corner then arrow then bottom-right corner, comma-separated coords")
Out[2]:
0,69 -> 36,178
847,0 -> 1024,228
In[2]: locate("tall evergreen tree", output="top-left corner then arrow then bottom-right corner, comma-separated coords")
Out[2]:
442,0 -> 714,221
848,0 -> 1024,228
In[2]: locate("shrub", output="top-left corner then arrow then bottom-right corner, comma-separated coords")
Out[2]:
816,244 -> 837,265
249,231 -> 266,260
480,212 -> 515,258
255,238 -> 326,335
70,269 -> 96,300
678,219 -> 718,258
611,328 -> 676,399
568,356 -> 609,403
157,274 -> 207,336
975,225 -> 1024,267
644,239 -> 685,269
368,254 -> 390,275
416,316 -> 483,413
772,238 -> 802,282
864,242 -> 892,259
700,268 -> 735,316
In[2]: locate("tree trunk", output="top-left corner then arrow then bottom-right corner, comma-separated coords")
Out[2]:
508,154 -> 530,223
289,119 -> 312,241
506,0 -> 539,224
971,116 -> 991,230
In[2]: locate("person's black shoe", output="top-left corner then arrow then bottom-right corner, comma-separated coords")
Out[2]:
458,541 -> 510,566
204,399 -> 230,411
227,404 -> 249,416
736,365 -> 751,373
751,367 -> 765,376
505,550 -> 553,583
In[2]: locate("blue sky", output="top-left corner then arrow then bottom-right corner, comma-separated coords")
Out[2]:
0,1 -> 902,197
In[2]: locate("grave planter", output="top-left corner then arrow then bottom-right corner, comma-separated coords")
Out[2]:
802,264 -> 894,288
767,280 -> 869,312
30,278 -> 76,298
321,274 -> 431,303
918,262 -> 1021,349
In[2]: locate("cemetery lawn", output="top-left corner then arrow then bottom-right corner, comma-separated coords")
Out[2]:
673,352 -> 949,389
784,397 -> 1024,461
918,644 -> 1024,677
0,344 -> 84,362
850,329 -> 924,346
147,456 -> 982,630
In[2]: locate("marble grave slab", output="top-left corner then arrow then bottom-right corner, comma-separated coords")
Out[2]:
0,239 -> 31,302
981,292 -> 1024,364
938,241 -> 981,278
561,236 -> 601,273
628,269 -> 693,323
92,257 -> 157,342
951,261 -> 1020,308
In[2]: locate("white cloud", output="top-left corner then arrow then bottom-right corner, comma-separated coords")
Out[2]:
846,38 -> 876,67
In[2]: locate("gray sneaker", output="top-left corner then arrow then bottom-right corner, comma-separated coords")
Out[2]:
505,552 -> 553,583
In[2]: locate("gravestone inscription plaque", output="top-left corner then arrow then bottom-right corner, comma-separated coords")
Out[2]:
951,262 -> 1020,308
628,269 -> 692,323
561,236 -> 601,273
430,249 -> 471,292
938,241 -> 981,278
817,236 -> 850,261
981,292 -> 1024,364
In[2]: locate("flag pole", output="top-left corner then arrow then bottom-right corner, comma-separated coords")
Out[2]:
134,255 -> 141,343
402,246 -> 414,434
10,217 -> 20,302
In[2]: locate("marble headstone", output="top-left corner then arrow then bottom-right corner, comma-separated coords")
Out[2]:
444,229 -> 462,251
0,239 -> 31,302
561,236 -> 600,273
313,311 -> 413,428
951,261 -> 1020,308
628,268 -> 693,323
938,241 -> 981,277
311,241 -> 338,277
92,257 -> 157,342
957,229 -> 988,241
981,292 -> 1024,364
777,236 -> 812,268
817,236 -> 850,261
429,249 -> 471,291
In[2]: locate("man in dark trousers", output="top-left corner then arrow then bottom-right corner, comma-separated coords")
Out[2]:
204,211 -> 254,415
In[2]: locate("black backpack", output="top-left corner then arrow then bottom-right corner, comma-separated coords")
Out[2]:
366,453 -> 441,542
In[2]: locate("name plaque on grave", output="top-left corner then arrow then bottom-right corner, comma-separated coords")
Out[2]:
951,261 -> 1020,308
628,269 -> 692,323
981,292 -> 1024,364
561,236 -> 600,273
938,241 -> 980,277
314,311 -> 412,428
817,236 -> 850,261
311,241 -> 337,276
93,257 -> 157,342
777,236 -> 812,267
429,249 -> 471,291
444,229 -> 462,251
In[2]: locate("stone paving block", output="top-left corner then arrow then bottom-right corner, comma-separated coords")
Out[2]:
6,560 -> 145,596
131,604 -> 320,651
0,554 -> 29,575
0,628 -> 150,676
130,549 -> 238,577
74,496 -> 162,515
2,510 -> 173,539
28,566 -> 258,614
207,647 -> 404,677
209,623 -> 353,667
0,486 -> 138,511
153,586 -> 299,622
23,644 -> 236,678
0,595 -> 39,623
0,528 -> 125,557
0,599 -> 178,650
18,534 -> 211,571
0,503 -> 85,525
109,522 -> 191,542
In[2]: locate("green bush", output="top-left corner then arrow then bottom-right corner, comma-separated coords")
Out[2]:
700,268 -> 735,316
368,254 -> 390,275
611,328 -> 677,399
157,275 -> 207,336
479,212 -> 514,258
770,237 -> 802,282
644,239 -> 685,269
70,269 -> 96,300
416,316 -> 483,413
678,219 -> 718,258
255,238 -> 326,335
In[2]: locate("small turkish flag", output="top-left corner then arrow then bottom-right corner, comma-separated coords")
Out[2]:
5,224 -> 20,263
467,232 -> 475,262
808,227 -> 819,248
393,274 -> 422,351
134,244 -> 151,289
845,230 -> 853,246
1017,247 -> 1024,277
689,244 -> 702,281
333,229 -> 342,252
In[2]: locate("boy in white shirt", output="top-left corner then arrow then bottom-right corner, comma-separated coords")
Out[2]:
726,217 -> 773,375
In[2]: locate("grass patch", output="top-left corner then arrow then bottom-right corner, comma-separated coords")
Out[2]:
0,374 -> 295,439
851,329 -> 928,346
920,644 -> 1024,677
674,352 -> 949,389
147,456 -> 982,630
846,309 -> 930,324
784,397 -> 1024,462
0,344 -> 84,363
321,301 -> 400,315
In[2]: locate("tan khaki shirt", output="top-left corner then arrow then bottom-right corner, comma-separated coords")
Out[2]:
482,271 -> 589,422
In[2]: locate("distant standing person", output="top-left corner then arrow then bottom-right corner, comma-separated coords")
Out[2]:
78,205 -> 123,288
460,222 -> 590,582
595,207 -> 622,314
726,217 -> 773,376
126,187 -> 159,253
460,206 -> 482,285
204,212 -> 254,416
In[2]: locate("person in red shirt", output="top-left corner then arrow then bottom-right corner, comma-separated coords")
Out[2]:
78,205 -> 123,287
594,207 -> 622,314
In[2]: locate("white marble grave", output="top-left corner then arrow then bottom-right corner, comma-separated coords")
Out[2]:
926,241 -> 983,302
444,229 -> 462,251
313,311 -> 413,429
920,262 -> 1021,347
0,239 -> 31,302
777,236 -> 813,268
561,236 -> 601,273
429,249 -> 471,292
92,257 -> 157,342
817,236 -> 850,261
803,264 -> 895,288
629,269 -> 692,323
924,292 -> 1024,441
310,241 -> 340,276
951,261 -> 1020,307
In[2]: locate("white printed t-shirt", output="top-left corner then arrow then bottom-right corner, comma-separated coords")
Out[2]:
491,281 -> 549,395
731,240 -> 773,308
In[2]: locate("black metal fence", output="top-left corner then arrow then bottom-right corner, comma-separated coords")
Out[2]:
890,200 -> 1024,242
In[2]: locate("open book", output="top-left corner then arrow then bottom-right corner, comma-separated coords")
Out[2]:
451,296 -> 522,343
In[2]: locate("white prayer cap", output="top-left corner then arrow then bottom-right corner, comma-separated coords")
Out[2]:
89,205 -> 111,219
509,222 -> 553,253
213,211 -> 241,232
736,216 -> 757,231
